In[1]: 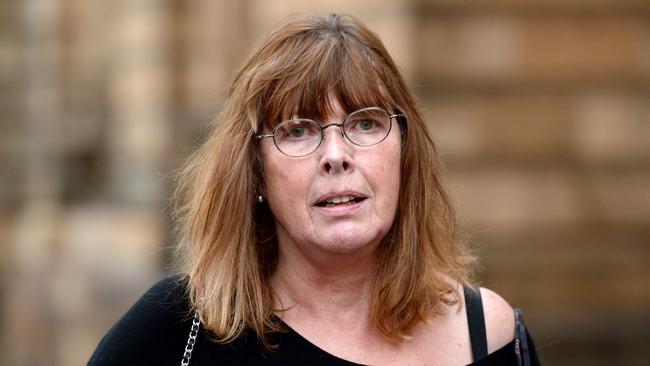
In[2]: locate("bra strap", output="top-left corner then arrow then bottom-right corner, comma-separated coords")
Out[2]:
464,286 -> 488,361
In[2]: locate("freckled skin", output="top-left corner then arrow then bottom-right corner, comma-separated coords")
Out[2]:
260,101 -> 401,258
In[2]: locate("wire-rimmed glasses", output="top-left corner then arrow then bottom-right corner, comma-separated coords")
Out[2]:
255,107 -> 403,157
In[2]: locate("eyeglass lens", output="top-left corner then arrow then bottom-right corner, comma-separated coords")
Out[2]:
273,108 -> 391,157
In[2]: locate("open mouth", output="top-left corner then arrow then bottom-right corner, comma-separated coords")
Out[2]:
315,196 -> 366,208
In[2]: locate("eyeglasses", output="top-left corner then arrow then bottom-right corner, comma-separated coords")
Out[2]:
255,107 -> 404,157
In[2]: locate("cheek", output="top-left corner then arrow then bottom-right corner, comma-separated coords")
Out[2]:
383,157 -> 401,211
261,144 -> 285,194
262,153 -> 312,220
265,163 -> 288,206
365,144 -> 401,212
382,136 -> 402,181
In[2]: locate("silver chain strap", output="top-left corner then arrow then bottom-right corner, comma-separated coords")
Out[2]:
180,310 -> 201,366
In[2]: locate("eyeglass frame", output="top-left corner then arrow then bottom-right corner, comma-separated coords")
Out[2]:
254,106 -> 405,157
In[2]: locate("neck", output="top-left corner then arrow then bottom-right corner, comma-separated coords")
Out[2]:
271,241 -> 378,323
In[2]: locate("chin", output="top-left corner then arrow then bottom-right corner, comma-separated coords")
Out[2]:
314,230 -> 383,254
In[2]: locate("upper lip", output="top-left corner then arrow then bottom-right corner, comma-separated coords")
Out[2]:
313,191 -> 368,205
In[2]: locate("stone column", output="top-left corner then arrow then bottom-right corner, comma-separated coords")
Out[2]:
6,1 -> 64,365
107,0 -> 172,206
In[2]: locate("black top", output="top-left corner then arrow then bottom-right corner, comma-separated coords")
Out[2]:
88,276 -> 540,366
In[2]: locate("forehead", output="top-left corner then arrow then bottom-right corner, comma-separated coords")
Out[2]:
272,86 -> 395,127
284,95 -> 375,119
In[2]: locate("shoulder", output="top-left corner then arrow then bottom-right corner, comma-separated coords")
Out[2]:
88,275 -> 192,366
479,287 -> 515,353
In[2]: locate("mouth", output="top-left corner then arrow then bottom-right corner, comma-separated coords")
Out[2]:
314,195 -> 367,208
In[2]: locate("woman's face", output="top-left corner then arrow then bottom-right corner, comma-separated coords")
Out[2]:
260,99 -> 401,257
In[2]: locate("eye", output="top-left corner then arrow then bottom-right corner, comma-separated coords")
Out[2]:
276,120 -> 319,141
357,119 -> 376,131
289,126 -> 306,137
348,115 -> 383,133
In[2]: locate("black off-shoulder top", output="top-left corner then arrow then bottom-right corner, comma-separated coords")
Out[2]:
88,276 -> 540,366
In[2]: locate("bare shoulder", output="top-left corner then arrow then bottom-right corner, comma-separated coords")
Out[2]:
479,287 -> 516,352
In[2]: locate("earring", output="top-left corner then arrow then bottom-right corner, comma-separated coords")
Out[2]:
257,195 -> 264,203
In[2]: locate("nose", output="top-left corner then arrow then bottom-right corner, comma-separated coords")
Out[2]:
318,124 -> 353,175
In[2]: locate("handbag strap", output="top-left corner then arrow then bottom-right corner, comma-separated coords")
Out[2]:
464,286 -> 488,361
180,310 -> 201,366
514,308 -> 533,366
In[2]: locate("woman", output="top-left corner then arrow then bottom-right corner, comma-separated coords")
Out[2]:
89,13 -> 540,365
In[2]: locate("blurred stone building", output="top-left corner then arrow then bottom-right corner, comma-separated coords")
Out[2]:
1,0 -> 648,365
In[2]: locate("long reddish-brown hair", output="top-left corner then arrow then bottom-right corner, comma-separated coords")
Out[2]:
172,13 -> 475,345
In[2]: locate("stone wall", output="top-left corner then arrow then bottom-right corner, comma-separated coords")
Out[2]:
413,2 -> 649,365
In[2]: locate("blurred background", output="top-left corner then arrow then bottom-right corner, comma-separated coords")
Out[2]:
1,0 -> 649,365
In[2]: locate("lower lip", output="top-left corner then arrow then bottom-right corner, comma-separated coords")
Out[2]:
314,199 -> 366,215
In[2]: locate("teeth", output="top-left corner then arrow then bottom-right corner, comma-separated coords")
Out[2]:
326,196 -> 354,204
